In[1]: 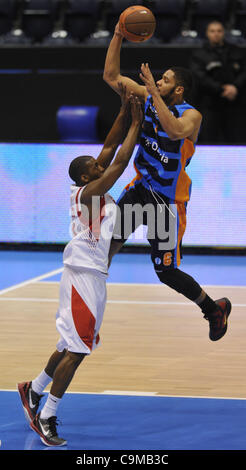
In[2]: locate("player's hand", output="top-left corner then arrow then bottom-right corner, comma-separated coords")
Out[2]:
130,93 -> 143,124
139,63 -> 158,97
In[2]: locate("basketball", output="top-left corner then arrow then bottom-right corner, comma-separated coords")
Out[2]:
119,5 -> 156,43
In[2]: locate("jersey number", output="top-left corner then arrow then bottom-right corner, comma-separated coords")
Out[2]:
163,252 -> 172,267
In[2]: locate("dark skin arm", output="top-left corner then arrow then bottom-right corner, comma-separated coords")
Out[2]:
96,83 -> 130,169
81,94 -> 143,219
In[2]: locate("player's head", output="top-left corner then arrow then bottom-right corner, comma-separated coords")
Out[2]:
206,20 -> 225,46
69,155 -> 105,186
156,66 -> 193,105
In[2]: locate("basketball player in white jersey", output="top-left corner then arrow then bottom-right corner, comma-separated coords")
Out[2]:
17,88 -> 143,447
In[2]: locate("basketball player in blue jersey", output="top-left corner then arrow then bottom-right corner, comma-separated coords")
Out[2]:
103,23 -> 231,342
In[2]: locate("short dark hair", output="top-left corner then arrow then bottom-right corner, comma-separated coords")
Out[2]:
169,66 -> 193,100
206,20 -> 224,31
68,155 -> 92,186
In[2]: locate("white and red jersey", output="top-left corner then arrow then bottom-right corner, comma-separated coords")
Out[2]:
63,185 -> 117,274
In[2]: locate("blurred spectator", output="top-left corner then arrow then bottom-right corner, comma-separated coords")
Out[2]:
191,20 -> 246,144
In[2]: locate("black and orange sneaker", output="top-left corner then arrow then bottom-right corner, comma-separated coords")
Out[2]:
17,381 -> 43,423
204,297 -> 231,341
30,413 -> 67,447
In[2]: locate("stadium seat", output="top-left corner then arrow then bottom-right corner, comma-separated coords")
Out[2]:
21,0 -> 60,43
189,0 -> 230,38
56,105 -> 99,143
147,0 -> 187,43
63,0 -> 101,42
0,0 -> 18,36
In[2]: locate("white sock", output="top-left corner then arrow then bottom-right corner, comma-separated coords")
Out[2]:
40,393 -> 61,420
32,370 -> 52,395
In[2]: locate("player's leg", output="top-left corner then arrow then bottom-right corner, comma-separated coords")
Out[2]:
17,270 -> 73,424
30,268 -> 106,446
150,200 -> 231,341
44,348 -> 67,378
49,351 -> 85,398
108,180 -> 146,267
17,348 -> 66,424
156,268 -> 231,338
29,350 -> 85,446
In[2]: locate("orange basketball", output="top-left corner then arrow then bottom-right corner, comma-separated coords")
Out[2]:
119,5 -> 156,43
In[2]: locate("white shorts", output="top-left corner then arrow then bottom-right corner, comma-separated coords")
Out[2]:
56,266 -> 107,354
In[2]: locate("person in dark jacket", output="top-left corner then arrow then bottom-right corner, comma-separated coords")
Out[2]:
191,20 -> 246,143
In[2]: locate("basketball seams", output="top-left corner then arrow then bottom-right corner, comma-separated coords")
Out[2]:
119,5 -> 156,43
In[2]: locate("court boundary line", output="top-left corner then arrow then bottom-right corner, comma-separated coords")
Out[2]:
2,388 -> 246,401
0,297 -> 246,307
39,280 -> 246,288
0,268 -> 63,296
0,267 -> 245,296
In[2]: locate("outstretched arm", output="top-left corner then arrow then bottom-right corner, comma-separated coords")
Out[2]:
103,23 -> 147,101
97,83 -> 130,169
82,94 -> 143,201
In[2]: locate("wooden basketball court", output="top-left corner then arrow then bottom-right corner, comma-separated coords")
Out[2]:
1,280 -> 245,399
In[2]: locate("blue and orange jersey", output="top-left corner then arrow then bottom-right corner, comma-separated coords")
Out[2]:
133,95 -> 196,202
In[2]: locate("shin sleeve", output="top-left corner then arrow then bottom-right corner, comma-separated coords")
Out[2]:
156,268 -> 202,302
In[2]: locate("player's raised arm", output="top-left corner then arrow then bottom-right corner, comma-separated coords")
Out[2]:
96,83 -> 130,170
82,95 -> 143,201
103,23 -> 147,102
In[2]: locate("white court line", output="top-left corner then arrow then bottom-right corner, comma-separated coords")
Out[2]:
108,300 -> 246,307
2,388 -> 246,401
0,267 -> 64,296
0,297 -> 246,307
39,280 -> 246,289
102,390 -> 158,396
0,269 -> 245,298
0,297 -> 59,302
108,283 -> 246,289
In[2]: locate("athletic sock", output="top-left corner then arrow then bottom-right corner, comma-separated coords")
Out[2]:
195,291 -> 217,316
40,393 -> 61,420
32,370 -> 52,395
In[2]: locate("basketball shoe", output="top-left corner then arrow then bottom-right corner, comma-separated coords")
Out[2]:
17,381 -> 43,423
30,413 -> 67,447
204,297 -> 231,341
